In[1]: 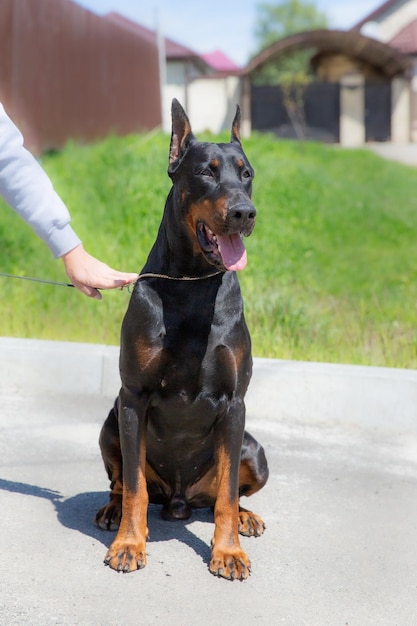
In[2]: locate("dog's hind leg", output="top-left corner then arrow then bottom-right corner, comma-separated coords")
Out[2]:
239,431 -> 269,497
237,431 -> 269,537
95,401 -> 123,531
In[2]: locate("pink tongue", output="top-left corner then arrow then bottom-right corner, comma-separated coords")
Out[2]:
217,234 -> 247,271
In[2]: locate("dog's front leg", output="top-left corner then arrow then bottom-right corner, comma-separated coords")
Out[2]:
104,387 -> 149,573
210,399 -> 250,581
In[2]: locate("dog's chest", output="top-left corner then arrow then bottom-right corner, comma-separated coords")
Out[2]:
123,278 -> 251,405
150,341 -> 237,408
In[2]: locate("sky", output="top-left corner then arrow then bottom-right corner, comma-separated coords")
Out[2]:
73,0 -> 383,66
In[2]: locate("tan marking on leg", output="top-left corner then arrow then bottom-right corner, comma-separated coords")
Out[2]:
210,445 -> 251,580
104,437 -> 149,573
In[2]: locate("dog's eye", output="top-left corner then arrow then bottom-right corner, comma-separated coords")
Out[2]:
198,168 -> 215,178
242,169 -> 252,179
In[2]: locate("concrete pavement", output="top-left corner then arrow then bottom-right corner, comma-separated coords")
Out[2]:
1,338 -> 417,625
367,141 -> 417,167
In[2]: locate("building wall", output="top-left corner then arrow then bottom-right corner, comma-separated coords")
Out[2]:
163,69 -> 241,135
188,76 -> 241,135
163,61 -> 190,132
364,0 -> 417,41
314,54 -> 387,82
360,0 -> 416,143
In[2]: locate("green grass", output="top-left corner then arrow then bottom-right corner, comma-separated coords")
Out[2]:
1,131 -> 417,368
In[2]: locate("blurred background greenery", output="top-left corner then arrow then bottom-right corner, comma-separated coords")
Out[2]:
1,130 -> 417,368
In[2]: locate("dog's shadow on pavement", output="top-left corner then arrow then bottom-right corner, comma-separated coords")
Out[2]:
0,478 -> 213,566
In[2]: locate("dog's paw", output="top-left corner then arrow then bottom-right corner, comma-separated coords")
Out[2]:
104,539 -> 147,573
238,508 -> 266,537
95,496 -> 122,531
209,548 -> 251,581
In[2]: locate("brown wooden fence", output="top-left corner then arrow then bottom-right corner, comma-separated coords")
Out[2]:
0,0 -> 161,154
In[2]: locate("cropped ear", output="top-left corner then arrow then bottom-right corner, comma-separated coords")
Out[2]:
231,105 -> 242,145
169,99 -> 196,171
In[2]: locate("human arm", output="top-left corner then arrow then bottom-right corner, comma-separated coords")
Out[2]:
0,103 -> 138,297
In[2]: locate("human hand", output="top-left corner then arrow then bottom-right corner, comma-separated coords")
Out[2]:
61,244 -> 138,299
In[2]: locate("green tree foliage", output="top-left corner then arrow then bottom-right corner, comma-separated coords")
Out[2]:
254,0 -> 328,48
252,0 -> 328,84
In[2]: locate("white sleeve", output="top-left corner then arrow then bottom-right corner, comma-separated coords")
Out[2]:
0,103 -> 81,258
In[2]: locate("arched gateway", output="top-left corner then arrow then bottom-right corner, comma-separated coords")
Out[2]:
240,29 -> 412,144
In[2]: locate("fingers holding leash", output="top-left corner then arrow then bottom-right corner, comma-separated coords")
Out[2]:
61,244 -> 138,299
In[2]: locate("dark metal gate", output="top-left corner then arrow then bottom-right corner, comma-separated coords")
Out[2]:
365,82 -> 391,142
251,82 -> 340,143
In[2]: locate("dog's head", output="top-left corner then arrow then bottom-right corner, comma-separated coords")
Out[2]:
167,98 -> 256,272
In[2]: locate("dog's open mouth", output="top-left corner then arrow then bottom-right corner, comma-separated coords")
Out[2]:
197,223 -> 247,271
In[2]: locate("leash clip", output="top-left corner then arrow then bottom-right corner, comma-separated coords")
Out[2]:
120,282 -> 137,293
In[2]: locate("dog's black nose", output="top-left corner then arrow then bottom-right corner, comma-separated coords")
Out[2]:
229,202 -> 256,232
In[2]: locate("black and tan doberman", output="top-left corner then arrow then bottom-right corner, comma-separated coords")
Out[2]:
95,99 -> 268,581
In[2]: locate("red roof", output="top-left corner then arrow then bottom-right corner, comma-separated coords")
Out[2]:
105,12 -> 200,61
105,13 -> 241,74
389,18 -> 417,54
201,50 -> 241,72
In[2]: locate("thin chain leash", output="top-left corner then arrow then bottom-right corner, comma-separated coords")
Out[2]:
0,270 -> 224,291
0,272 -> 75,288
